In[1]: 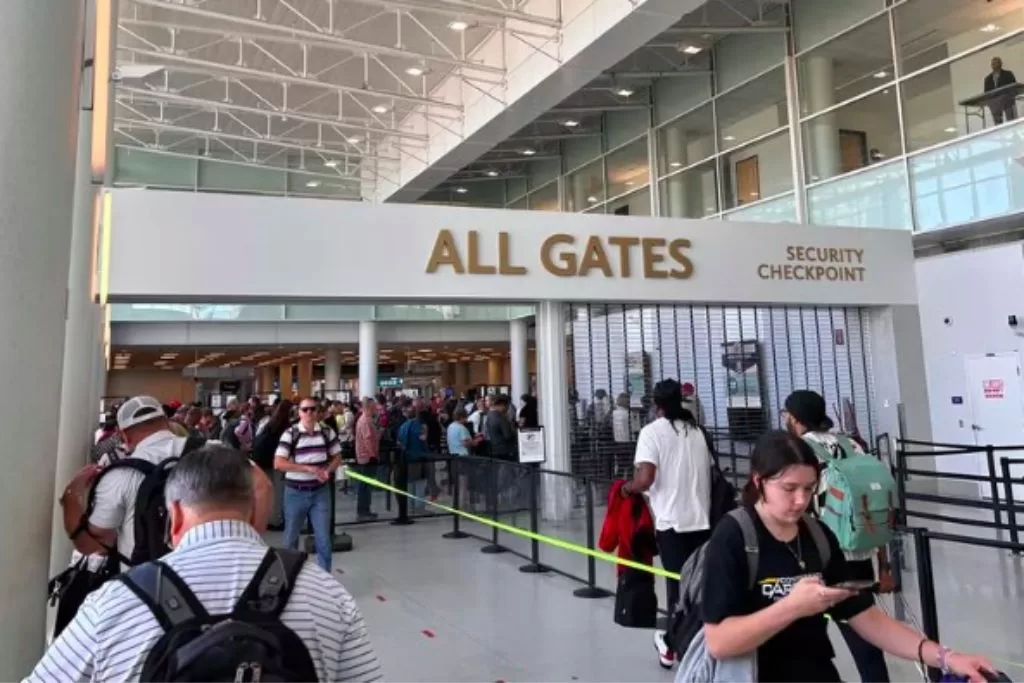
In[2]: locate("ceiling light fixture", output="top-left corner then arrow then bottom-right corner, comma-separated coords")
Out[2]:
346,136 -> 361,144
981,23 -> 999,33
454,186 -> 468,194
521,148 -> 536,156
323,159 -> 339,168
723,135 -> 736,141
486,169 -> 499,177
306,180 -> 321,188
616,87 -> 634,97
562,119 -> 580,128
944,126 -> 957,133
405,66 -> 427,77
372,104 -> 389,114
586,195 -> 598,203
669,161 -> 682,168
448,20 -> 469,31
873,70 -> 889,79
681,45 -> 702,55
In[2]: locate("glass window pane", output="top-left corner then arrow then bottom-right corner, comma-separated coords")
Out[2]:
721,192 -> 796,224
508,195 -> 528,210
654,71 -> 712,124
659,160 -> 718,218
895,0 -> 1024,75
902,35 -> 1024,153
607,187 -> 651,216
564,135 -> 603,171
803,87 -> 901,183
797,15 -> 893,117
792,0 -> 884,53
715,31 -> 786,93
566,159 -> 604,211
201,157 -> 284,193
719,130 -> 793,210
657,103 -> 714,175
529,181 -> 559,211
115,147 -> 196,188
605,103 -> 650,150
506,176 -> 528,201
808,158 -> 911,229
605,137 -> 650,198
716,67 -> 788,152
910,120 -> 1024,233
528,157 -> 561,189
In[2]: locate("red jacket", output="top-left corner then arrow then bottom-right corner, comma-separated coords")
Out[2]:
599,480 -> 658,576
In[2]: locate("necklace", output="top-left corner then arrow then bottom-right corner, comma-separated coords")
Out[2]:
784,533 -> 806,570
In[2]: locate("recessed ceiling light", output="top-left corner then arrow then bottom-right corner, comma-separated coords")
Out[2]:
521,148 -> 536,156
586,195 -> 598,203
372,104 -> 389,114
625,180 -> 634,186
981,23 -> 999,33
669,161 -> 682,168
448,19 -> 469,31
723,135 -> 736,141
454,186 -> 468,194
324,159 -> 339,168
306,180 -> 321,188
562,119 -> 580,128
944,126 -> 957,133
485,169 -> 499,177
874,70 -> 889,79
346,136 -> 361,144
405,66 -> 427,77
681,45 -> 702,55
616,87 -> 634,97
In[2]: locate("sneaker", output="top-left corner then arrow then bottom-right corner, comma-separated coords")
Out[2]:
654,630 -> 675,670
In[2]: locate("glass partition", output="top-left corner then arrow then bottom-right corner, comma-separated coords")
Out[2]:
659,160 -> 718,218
565,159 -> 605,212
719,130 -> 793,210
910,120 -> 1024,232
657,104 -> 715,176
111,303 -> 537,322
605,137 -> 650,199
803,87 -> 901,184
807,158 -> 911,229
716,67 -> 788,152
528,181 -> 559,211
721,192 -> 797,224
606,187 -> 651,216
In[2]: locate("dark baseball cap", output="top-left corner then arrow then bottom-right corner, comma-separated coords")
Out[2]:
784,390 -> 834,431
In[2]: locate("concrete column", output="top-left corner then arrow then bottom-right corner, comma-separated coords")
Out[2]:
510,317 -> 530,405
279,364 -> 294,399
91,307 -> 107,415
297,359 -> 313,398
324,349 -> 341,393
804,55 -> 840,182
258,367 -> 275,394
663,124 -> 688,218
536,301 -> 572,521
358,321 -> 378,400
0,1 -> 84,674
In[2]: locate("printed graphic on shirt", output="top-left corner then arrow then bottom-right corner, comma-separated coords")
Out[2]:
758,573 -> 820,600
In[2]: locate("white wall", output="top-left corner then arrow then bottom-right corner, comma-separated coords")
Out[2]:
915,243 -> 1024,480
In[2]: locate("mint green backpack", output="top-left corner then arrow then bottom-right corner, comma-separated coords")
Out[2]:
804,435 -> 897,553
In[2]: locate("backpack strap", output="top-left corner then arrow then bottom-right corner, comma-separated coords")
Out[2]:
71,459 -> 158,565
727,508 -> 760,591
234,548 -> 306,619
119,561 -> 209,631
284,426 -> 300,460
802,514 -> 832,569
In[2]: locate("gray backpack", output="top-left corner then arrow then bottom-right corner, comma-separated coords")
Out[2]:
672,508 -> 831,682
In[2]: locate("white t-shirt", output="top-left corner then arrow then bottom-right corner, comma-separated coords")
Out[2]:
89,430 -> 191,563
634,418 -> 712,533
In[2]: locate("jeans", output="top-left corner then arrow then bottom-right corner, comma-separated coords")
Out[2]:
283,484 -> 333,572
354,462 -> 377,515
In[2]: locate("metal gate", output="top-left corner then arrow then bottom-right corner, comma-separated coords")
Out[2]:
565,303 -> 876,482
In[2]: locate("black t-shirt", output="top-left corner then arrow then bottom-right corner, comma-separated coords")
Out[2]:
701,506 -> 873,682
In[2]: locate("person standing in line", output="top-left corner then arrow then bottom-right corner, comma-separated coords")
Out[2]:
620,379 -> 713,670
354,397 -> 381,521
275,397 -> 342,572
447,407 -> 483,509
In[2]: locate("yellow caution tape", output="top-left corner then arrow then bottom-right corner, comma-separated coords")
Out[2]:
342,466 -> 683,580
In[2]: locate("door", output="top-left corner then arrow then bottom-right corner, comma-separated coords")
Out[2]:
735,156 -> 760,205
964,353 -> 1024,501
839,130 -> 868,173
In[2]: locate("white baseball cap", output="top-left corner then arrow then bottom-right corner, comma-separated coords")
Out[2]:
117,395 -> 166,430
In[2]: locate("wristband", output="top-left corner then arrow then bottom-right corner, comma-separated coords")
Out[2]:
938,645 -> 952,673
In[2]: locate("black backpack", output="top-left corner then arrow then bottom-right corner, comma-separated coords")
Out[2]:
119,548 -> 317,682
252,427 -> 284,471
81,434 -> 206,566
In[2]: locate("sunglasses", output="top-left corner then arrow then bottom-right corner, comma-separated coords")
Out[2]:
299,406 -> 318,413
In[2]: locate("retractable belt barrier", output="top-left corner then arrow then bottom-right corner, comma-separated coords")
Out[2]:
341,465 -> 684,580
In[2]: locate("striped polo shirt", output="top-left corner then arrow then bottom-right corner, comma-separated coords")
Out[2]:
275,422 -> 341,484
25,520 -> 382,683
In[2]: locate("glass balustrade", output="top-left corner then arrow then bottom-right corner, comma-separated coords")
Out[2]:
110,303 -> 536,322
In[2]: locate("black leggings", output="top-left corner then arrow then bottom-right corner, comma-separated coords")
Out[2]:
656,528 -> 711,618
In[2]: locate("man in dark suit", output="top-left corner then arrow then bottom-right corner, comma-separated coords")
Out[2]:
984,56 -> 1018,124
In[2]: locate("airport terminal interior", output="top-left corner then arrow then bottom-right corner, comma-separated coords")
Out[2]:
6,0 -> 1024,680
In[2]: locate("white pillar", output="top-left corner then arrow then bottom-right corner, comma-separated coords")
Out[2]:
663,125 -> 688,218
325,348 -> 341,393
0,1 -> 84,675
804,55 -> 840,182
358,321 -> 378,400
536,301 -> 572,521
510,317 -> 530,406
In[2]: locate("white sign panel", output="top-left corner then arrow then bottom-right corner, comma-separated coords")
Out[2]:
104,190 -> 918,306
517,427 -> 546,464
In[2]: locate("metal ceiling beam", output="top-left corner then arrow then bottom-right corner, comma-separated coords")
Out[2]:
474,155 -> 560,163
116,86 -> 429,142
341,0 -> 560,29
504,132 -> 601,142
662,25 -> 788,34
120,47 -> 463,111
542,104 -> 650,114
113,116 -> 401,162
125,0 -> 505,74
597,70 -> 711,79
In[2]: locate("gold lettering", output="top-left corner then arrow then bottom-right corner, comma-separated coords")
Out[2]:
608,236 -> 640,277
578,236 -> 613,277
467,230 -> 496,275
425,229 -> 465,274
668,238 -> 694,279
541,234 -> 577,276
641,238 -> 669,279
498,231 -> 527,275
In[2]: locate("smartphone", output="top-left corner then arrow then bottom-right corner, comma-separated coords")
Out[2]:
832,579 -> 879,592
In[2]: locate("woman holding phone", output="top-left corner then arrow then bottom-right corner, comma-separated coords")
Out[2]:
700,430 -> 994,682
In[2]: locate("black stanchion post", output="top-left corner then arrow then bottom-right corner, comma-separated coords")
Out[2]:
986,445 -> 1002,530
443,457 -> 469,540
305,472 -> 353,554
481,460 -> 505,554
520,464 -> 549,574
911,528 -> 941,682
391,453 -> 414,526
895,440 -> 908,525
574,477 -> 613,599
1001,457 -> 1020,553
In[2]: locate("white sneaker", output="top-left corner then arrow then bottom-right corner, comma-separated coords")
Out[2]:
654,630 -> 675,670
